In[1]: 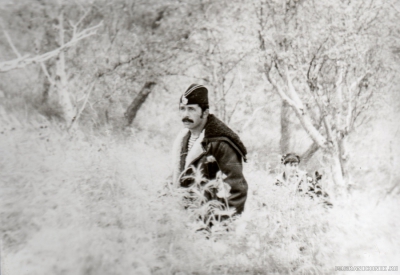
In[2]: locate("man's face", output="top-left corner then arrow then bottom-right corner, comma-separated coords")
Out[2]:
284,162 -> 299,178
179,104 -> 205,130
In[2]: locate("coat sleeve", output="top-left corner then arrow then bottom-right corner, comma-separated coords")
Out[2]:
211,141 -> 248,214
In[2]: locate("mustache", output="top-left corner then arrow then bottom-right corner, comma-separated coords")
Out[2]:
182,117 -> 194,123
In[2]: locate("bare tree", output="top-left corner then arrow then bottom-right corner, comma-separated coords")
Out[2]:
1,3 -> 101,126
256,0 -> 398,186
168,1 -> 255,124
0,24 -> 99,73
78,0 -> 199,126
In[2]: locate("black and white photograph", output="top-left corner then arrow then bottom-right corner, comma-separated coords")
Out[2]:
0,0 -> 399,274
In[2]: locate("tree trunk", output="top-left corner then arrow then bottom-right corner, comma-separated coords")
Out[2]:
338,134 -> 349,182
56,11 -> 76,125
125,81 -> 156,126
330,148 -> 345,187
280,100 -> 291,154
41,71 -> 51,104
301,142 -> 319,165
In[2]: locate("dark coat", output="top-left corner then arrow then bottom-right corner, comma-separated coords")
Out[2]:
172,114 -> 248,214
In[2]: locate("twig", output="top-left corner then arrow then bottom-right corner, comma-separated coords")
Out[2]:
3,29 -> 22,58
67,81 -> 95,131
241,106 -> 265,132
0,21 -> 102,73
40,62 -> 56,86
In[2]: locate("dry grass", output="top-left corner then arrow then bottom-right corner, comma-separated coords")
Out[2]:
0,108 -> 399,274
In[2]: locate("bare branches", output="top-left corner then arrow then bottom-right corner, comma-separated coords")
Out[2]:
0,21 -> 102,73
224,52 -> 250,77
3,29 -> 22,58
334,66 -> 344,132
263,61 -> 327,148
223,74 -> 236,97
40,62 -> 55,86
343,71 -> 371,132
241,106 -> 265,132
227,100 -> 240,125
263,63 -> 297,108
255,0 -> 395,186
284,65 -> 304,112
69,7 -> 91,37
67,81 -> 95,131
96,52 -> 142,78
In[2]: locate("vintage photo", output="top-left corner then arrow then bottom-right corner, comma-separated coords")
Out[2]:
0,0 -> 399,274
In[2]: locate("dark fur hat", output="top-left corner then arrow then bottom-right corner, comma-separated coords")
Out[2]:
180,84 -> 208,105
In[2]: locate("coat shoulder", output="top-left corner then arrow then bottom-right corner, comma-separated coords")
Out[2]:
205,137 -> 245,160
204,114 -> 247,158
205,138 -> 244,160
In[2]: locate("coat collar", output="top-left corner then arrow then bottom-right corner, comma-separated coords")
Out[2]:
185,130 -> 205,169
203,114 -> 247,160
171,129 -> 206,186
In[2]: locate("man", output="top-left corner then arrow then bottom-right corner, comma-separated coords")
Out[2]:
171,84 -> 248,215
275,153 -> 332,206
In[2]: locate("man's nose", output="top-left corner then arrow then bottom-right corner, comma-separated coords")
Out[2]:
181,109 -> 189,116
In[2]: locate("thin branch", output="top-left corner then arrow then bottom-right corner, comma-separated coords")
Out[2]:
3,29 -> 22,58
284,64 -> 304,111
345,71 -> 370,131
307,37 -> 328,81
227,100 -> 240,125
0,21 -> 102,73
96,52 -> 142,78
307,54 -> 317,81
68,81 -> 95,131
274,60 -> 284,79
345,91 -> 352,133
263,64 -> 297,108
357,1 -> 383,34
223,74 -> 236,96
75,8 -> 91,28
389,2 -> 400,14
223,52 -> 249,76
353,88 -> 374,127
349,71 -> 370,91
2,28 -> 33,78
335,66 -> 344,131
74,0 -> 88,13
40,62 -> 56,86
241,106 -> 265,132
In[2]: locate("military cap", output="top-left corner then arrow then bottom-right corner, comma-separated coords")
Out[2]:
180,84 -> 208,105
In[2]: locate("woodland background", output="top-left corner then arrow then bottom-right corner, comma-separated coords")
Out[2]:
0,0 -> 400,274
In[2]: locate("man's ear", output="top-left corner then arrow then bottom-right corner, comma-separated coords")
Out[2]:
204,109 -> 210,117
